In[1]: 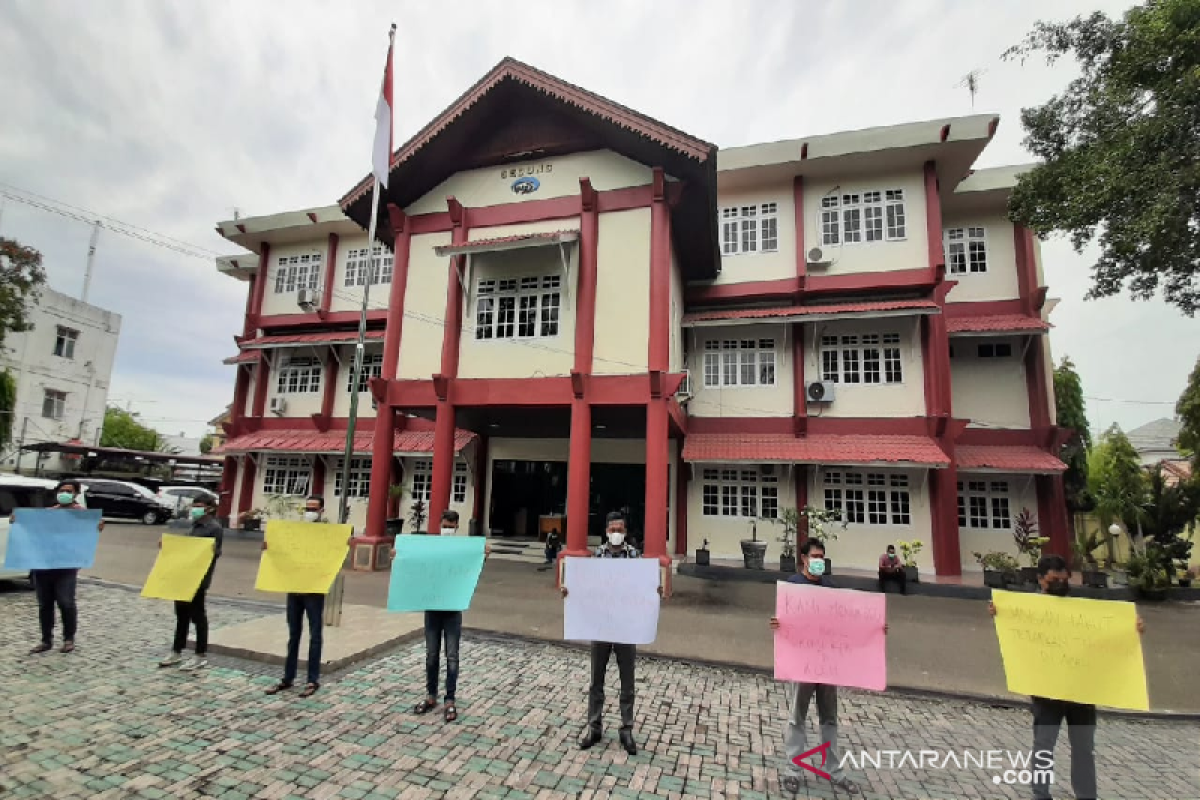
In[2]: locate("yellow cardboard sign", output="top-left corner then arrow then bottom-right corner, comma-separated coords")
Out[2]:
992,590 -> 1149,710
141,534 -> 215,602
255,521 -> 351,594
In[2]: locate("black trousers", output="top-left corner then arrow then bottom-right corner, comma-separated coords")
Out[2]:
587,641 -> 636,733
284,593 -> 325,686
1031,696 -> 1097,800
33,569 -> 78,644
173,568 -> 212,655
878,569 -> 907,594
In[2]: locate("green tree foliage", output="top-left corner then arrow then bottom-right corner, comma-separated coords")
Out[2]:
0,237 -> 47,350
1088,425 -> 1150,536
0,370 -> 16,447
1005,0 -> 1200,314
1140,464 -> 1198,570
100,406 -> 166,452
1177,355 -> 1200,464
199,434 -> 215,455
1054,357 -> 1092,513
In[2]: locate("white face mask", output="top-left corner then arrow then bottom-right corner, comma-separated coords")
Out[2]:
440,527 -> 458,535
808,557 -> 827,576
607,530 -> 625,546
303,511 -> 321,523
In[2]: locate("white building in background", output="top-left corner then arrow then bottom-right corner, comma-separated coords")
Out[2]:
0,286 -> 121,474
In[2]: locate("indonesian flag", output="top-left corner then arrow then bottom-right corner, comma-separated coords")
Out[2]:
371,29 -> 395,190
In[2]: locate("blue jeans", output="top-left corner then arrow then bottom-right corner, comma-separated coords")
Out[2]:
424,610 -> 462,702
284,593 -> 325,686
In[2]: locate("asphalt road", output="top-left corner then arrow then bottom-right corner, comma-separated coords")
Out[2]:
59,522 -> 1200,714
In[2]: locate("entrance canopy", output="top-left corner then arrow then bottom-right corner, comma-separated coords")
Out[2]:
681,433 -> 950,468
217,429 -> 475,456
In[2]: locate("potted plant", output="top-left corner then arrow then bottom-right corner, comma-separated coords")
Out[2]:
896,539 -> 923,583
1177,560 -> 1192,588
1072,532 -> 1108,588
238,508 -> 265,531
695,538 -> 711,566
974,551 -> 1019,588
766,508 -> 802,573
385,483 -> 406,536
741,520 -> 767,570
408,499 -> 428,534
801,506 -> 846,575
1126,551 -> 1170,601
1011,508 -> 1047,584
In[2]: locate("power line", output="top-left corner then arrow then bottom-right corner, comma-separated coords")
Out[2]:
1084,396 -> 1176,406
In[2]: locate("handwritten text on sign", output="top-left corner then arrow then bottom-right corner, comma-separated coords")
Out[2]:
991,590 -> 1148,710
387,535 -> 486,612
255,521 -> 352,594
4,509 -> 102,570
774,581 -> 887,691
563,557 -> 661,645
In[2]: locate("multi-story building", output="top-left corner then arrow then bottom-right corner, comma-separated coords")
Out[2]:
1,286 -> 121,475
213,58 -> 1068,575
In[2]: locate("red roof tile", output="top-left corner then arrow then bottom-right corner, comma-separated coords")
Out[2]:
683,300 -> 938,326
222,351 -> 261,366
240,330 -> 385,348
945,314 -> 1050,334
215,429 -> 474,456
956,445 -> 1065,473
682,433 -> 950,467
434,230 -> 579,257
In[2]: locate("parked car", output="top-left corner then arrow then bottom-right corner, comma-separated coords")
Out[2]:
0,475 -> 59,583
76,479 -> 170,525
158,486 -> 218,517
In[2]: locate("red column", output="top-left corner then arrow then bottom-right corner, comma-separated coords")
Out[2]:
242,275 -> 258,339
575,179 -> 600,373
644,169 -> 672,565
1036,474 -> 1070,560
565,397 -> 592,557
1013,224 -> 1039,317
930,466 -> 962,575
320,233 -> 338,315
429,199 -> 468,532
795,464 -> 809,544
428,401 -> 455,532
380,205 -> 412,382
644,399 -> 670,561
472,436 -> 489,530
217,456 -> 236,519
923,161 -> 945,275
231,364 -> 250,426
673,449 -> 688,556
1026,337 -> 1051,430
248,243 -> 270,331
312,457 -> 326,499
251,358 -> 271,417
319,351 -> 338,422
236,456 -> 257,521
793,175 -> 806,281
792,324 -> 806,434
366,407 -> 395,539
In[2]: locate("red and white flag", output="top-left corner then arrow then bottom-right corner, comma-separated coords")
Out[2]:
371,27 -> 395,190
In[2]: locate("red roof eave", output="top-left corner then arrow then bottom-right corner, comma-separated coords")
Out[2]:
946,314 -> 1050,335
682,299 -> 939,327
239,330 -> 386,349
433,230 -> 579,257
215,429 -> 475,456
955,445 -> 1066,473
681,433 -> 950,468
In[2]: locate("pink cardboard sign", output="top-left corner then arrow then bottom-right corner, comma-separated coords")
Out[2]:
774,581 -> 887,691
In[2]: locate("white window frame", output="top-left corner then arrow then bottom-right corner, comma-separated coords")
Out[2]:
53,326 -> 79,359
276,357 -> 323,394
334,457 -> 371,498
820,189 -> 907,246
273,253 -> 323,294
720,203 -> 779,255
819,333 -> 903,385
945,227 -> 988,274
344,245 -> 394,287
452,463 -> 468,504
474,275 -> 561,341
700,467 -> 778,519
701,339 -> 776,388
262,455 -> 312,496
957,480 -> 1012,530
410,459 -> 432,502
822,470 -> 911,526
346,352 -> 384,393
42,389 -> 67,420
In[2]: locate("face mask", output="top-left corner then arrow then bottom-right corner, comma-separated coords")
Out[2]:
189,507 -> 206,521
607,531 -> 626,546
808,557 -> 827,576
56,492 -> 75,505
303,511 -> 321,523
1045,579 -> 1069,597
440,527 -> 457,535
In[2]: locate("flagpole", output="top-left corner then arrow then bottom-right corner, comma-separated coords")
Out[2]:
338,24 -> 395,527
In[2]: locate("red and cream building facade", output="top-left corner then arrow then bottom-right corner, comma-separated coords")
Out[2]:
213,58 -> 1068,576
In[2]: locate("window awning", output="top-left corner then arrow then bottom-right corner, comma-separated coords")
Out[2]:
681,433 -> 950,468
682,299 -> 939,328
215,429 -> 475,456
433,229 -> 579,258
956,445 -> 1065,473
239,330 -> 386,349
222,351 -> 261,366
946,314 -> 1050,337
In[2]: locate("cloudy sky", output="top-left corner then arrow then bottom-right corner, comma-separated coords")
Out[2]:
1,0 -> 1195,441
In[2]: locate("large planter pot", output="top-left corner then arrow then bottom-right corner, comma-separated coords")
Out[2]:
904,565 -> 919,583
780,554 -> 797,574
1135,586 -> 1168,602
695,548 -> 710,566
1019,566 -> 1039,585
241,518 -> 261,532
1110,568 -> 1129,587
385,518 -> 405,537
741,539 -> 768,570
983,569 -> 1007,589
1082,569 -> 1109,589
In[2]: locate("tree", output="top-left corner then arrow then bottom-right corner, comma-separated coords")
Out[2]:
199,434 -> 215,455
0,370 -> 15,447
1054,357 -> 1093,515
0,237 -> 47,350
1177,355 -> 1200,465
1004,0 -> 1200,315
1088,425 -> 1150,547
100,406 -> 166,452
1140,464 -> 1198,574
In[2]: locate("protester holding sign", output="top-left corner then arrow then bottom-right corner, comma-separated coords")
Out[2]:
20,481 -> 102,654
988,554 -> 1146,800
158,496 -> 223,671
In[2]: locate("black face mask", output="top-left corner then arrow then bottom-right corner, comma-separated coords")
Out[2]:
1045,579 -> 1070,597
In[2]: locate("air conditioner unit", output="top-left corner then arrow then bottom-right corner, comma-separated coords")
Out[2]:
806,247 -> 832,269
806,381 -> 835,404
269,397 -> 288,416
676,369 -> 694,400
760,464 -> 776,477
296,288 -> 320,309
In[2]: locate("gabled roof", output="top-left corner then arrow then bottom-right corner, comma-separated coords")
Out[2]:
1127,418 -> 1181,453
339,57 -> 719,277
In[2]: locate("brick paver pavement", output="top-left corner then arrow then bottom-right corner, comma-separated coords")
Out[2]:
1,583 -> 1196,800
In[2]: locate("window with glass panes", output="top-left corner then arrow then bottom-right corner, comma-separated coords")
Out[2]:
823,470 -> 910,525
273,253 -> 322,293
474,275 -> 561,340
53,326 -> 79,359
702,339 -> 776,387
700,467 -> 778,518
820,333 -> 902,384
344,245 -> 394,286
721,204 -> 779,255
957,480 -> 1011,529
452,463 -> 468,503
276,357 -> 322,394
334,457 -> 371,498
820,189 -> 907,246
263,456 -> 311,495
410,459 -> 432,502
346,352 -> 384,392
42,389 -> 66,420
944,227 -> 987,274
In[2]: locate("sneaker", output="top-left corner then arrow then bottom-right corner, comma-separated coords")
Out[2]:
29,642 -> 52,655
179,656 -> 208,671
832,777 -> 860,795
158,651 -> 183,668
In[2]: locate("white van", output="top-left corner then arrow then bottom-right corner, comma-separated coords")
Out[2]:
0,475 -> 60,583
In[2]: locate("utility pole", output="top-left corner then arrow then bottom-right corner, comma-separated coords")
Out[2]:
14,417 -> 28,474
81,220 -> 102,303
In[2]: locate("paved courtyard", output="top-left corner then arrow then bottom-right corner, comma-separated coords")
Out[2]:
1,583 -> 1196,800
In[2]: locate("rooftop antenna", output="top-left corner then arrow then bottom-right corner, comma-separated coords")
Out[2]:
957,69 -> 985,109
81,220 -> 102,303
229,207 -> 242,221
